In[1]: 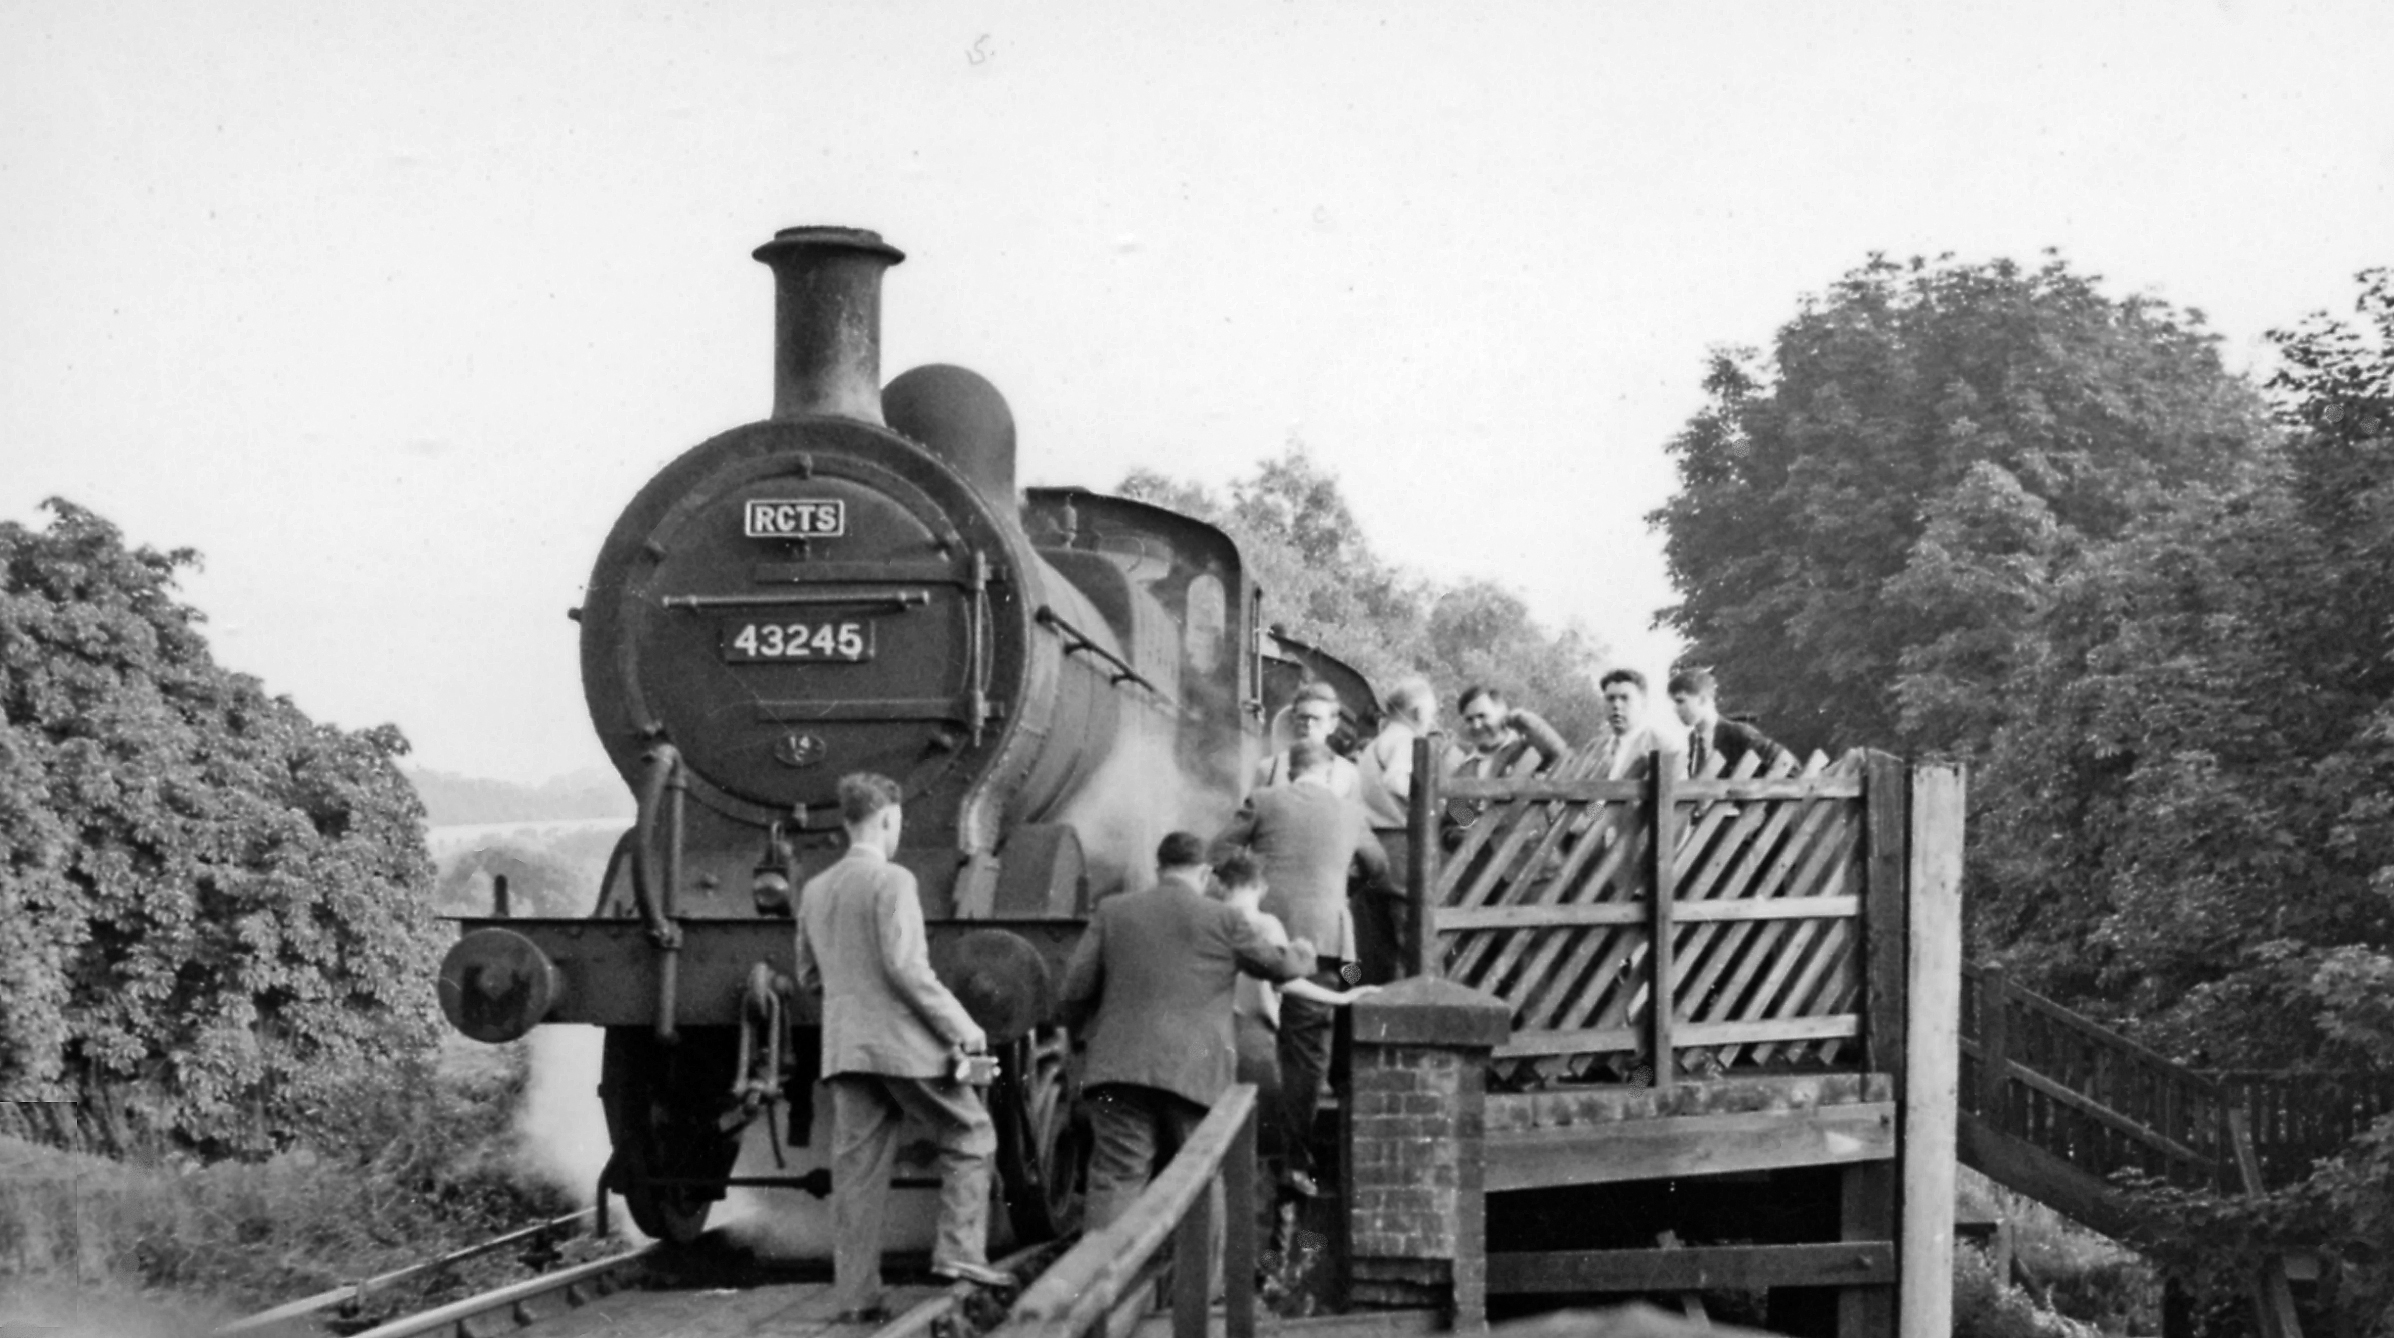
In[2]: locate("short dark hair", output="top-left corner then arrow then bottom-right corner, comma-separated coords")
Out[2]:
1214,853 -> 1263,892
837,772 -> 903,825
1599,668 -> 1646,693
1288,738 -> 1333,777
1156,831 -> 1207,870
1458,684 -> 1506,714
1293,681 -> 1341,710
1666,667 -> 1717,698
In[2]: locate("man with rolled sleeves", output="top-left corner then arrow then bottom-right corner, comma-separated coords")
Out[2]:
794,772 -> 1008,1322
1061,831 -> 1316,1231
1212,738 -> 1394,1197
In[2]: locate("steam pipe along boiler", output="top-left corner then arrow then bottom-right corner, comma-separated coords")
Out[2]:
435,227 -> 1376,1246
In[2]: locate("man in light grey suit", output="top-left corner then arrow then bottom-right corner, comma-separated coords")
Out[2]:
795,773 -> 1006,1322
1061,831 -> 1316,1231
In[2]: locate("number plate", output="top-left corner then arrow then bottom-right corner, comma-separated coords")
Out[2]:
721,618 -> 875,663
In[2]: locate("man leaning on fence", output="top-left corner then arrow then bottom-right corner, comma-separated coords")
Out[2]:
793,772 -> 1010,1323
1060,831 -> 1317,1232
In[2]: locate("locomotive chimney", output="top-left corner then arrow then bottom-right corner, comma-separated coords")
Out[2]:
752,226 -> 905,425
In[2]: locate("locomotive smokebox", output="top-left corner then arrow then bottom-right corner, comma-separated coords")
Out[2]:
753,226 -> 905,425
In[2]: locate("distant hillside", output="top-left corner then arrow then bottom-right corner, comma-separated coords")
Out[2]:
405,765 -> 633,827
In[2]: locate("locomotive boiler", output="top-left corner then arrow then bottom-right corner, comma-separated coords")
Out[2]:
436,226 -> 1370,1246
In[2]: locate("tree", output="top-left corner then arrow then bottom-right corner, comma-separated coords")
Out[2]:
0,500 -> 443,1151
1651,253 -> 2271,758
1122,446 -> 1607,741
1958,270 -> 2394,1064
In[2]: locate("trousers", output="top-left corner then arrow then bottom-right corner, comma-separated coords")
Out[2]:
1082,1082 -> 1210,1233
826,1072 -> 996,1310
1274,970 -> 1344,1179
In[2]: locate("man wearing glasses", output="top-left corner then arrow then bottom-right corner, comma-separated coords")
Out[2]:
1253,680 -> 1360,798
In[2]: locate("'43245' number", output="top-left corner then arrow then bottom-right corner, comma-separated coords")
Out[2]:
725,620 -> 871,662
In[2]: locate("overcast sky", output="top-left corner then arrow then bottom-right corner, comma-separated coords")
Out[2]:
4,2 -> 2389,784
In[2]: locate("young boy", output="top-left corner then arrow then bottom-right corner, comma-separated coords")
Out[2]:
1211,853 -> 1377,1196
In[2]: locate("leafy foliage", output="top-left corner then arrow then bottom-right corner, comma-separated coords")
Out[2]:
0,500 -> 444,1152
1651,253 -> 2269,758
1121,446 -> 1608,740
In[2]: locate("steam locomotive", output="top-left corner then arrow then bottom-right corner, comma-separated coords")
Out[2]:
436,227 -> 1375,1246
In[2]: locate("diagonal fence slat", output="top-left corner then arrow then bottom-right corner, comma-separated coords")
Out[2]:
1420,741 -> 1883,1086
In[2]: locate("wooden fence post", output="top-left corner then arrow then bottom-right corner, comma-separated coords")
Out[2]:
1844,750 -> 1910,1338
1646,753 -> 1680,1090
1224,1101 -> 1257,1338
1978,967 -> 2009,1133
1409,735 -> 1442,980
1901,765 -> 1965,1338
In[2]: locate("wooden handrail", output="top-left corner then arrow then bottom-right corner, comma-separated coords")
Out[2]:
997,1084 -> 1259,1338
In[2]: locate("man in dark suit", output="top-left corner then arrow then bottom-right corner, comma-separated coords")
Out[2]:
1667,667 -> 1792,777
795,773 -> 1008,1322
1212,739 -> 1395,1196
1060,831 -> 1316,1231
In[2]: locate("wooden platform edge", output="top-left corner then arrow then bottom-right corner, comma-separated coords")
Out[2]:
1486,1101 -> 1897,1192
1487,1241 -> 1897,1295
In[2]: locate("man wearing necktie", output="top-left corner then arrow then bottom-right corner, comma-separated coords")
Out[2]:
1668,668 -> 1792,778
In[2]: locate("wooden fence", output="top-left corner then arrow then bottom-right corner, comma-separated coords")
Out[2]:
995,1084 -> 1259,1338
1960,964 -> 2228,1192
1409,742 -> 1904,1088
1961,965 -> 2394,1194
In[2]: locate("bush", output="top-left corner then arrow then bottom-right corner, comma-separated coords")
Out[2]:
0,1043 -> 582,1329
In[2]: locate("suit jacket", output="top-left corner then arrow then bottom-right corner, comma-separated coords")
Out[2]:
794,846 -> 979,1079
1061,873 -> 1314,1107
1213,780 -> 1388,959
1593,723 -> 1677,780
1692,718 -> 1790,776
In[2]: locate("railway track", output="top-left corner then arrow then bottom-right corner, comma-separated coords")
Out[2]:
222,1228 -> 1053,1338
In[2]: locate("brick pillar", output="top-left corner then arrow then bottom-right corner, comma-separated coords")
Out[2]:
1342,976 -> 1512,1330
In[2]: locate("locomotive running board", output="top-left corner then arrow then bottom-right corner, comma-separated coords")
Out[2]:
442,916 -> 1082,1029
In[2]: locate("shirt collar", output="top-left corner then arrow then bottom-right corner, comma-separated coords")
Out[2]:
842,843 -> 888,864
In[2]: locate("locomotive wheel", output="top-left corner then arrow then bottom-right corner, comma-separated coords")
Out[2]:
599,1026 -> 744,1245
992,1026 -> 1085,1242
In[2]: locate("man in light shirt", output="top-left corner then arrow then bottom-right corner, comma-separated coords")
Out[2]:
1254,680 -> 1360,798
1591,669 -> 1676,780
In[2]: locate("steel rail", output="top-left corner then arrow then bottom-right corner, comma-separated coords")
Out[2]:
337,1245 -> 656,1338
212,1209 -> 604,1335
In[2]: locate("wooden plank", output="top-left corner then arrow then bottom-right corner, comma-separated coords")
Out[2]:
1954,1111 -> 2138,1242
1441,902 -> 1645,931
1649,758 -> 1680,1088
1173,1185 -> 1211,1338
1975,968 -> 2009,1130
1842,1162 -> 1900,1338
1494,1025 -> 1643,1059
1861,753 -> 1907,1086
1676,1014 -> 1860,1048
1678,895 -> 1858,923
2003,1059 -> 2213,1170
1902,765 -> 1965,1338
1408,735 -> 1438,979
2229,1110 -> 2304,1338
1223,1094 -> 1257,1338
1487,1241 -> 1896,1295
1005,1085 -> 1258,1338
1445,774 -> 1862,804
1444,776 -> 1645,802
1485,1102 -> 1897,1191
